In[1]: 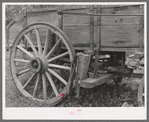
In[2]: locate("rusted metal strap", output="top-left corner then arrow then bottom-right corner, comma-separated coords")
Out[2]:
57,11 -> 144,16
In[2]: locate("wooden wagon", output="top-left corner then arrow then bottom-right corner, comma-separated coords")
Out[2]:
7,4 -> 144,106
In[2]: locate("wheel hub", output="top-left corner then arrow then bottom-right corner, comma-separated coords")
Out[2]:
29,56 -> 48,73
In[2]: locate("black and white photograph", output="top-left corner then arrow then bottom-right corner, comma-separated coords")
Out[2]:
3,2 -> 147,120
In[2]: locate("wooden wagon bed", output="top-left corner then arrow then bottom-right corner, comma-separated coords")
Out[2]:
6,4 -> 144,52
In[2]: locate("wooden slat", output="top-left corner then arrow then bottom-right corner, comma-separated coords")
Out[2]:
14,59 -> 29,63
24,35 -> 38,56
35,28 -> 42,55
48,68 -> 68,85
46,39 -> 61,59
48,64 -> 71,70
47,52 -> 69,63
43,30 -> 51,56
42,73 -> 47,101
17,68 -> 30,76
33,73 -> 40,97
45,71 -> 59,96
17,45 -> 34,58
23,73 -> 36,89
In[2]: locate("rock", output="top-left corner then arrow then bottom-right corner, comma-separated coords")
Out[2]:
140,58 -> 144,66
133,69 -> 144,74
135,52 -> 144,59
121,102 -> 134,107
107,80 -> 115,85
129,54 -> 135,58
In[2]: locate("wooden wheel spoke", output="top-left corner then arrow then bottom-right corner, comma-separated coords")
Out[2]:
48,68 -> 68,86
17,45 -> 34,58
48,64 -> 71,70
47,52 -> 69,63
24,35 -> 38,56
33,73 -> 40,97
43,29 -> 50,56
35,28 -> 42,55
17,68 -> 30,76
14,59 -> 29,63
23,73 -> 36,89
45,39 -> 61,59
45,71 -> 59,96
42,73 -> 47,101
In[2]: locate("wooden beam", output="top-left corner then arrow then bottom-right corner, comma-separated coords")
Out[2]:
79,74 -> 113,88
94,6 -> 101,77
90,5 -> 94,51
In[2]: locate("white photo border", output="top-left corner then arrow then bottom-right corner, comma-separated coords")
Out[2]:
2,2 -> 147,120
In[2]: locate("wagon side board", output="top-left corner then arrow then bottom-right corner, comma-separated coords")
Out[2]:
7,5 -> 144,52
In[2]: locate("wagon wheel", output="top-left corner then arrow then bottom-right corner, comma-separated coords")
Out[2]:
10,23 -> 75,106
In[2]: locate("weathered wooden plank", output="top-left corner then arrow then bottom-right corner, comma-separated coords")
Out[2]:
63,24 -> 140,48
100,4 -> 144,15
63,8 -> 91,25
101,16 -> 140,25
100,47 -> 141,52
27,12 -> 60,27
63,15 -> 141,26
63,16 -> 140,26
79,74 -> 113,88
63,25 -> 99,45
8,16 -> 24,45
101,25 -> 141,47
8,4 -> 143,54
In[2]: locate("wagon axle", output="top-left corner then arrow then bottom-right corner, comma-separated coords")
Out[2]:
32,61 -> 38,69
